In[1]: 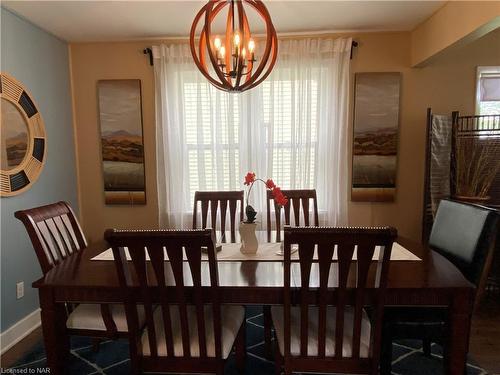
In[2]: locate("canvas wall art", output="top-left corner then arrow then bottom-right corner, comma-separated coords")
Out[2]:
351,72 -> 401,202
97,79 -> 146,204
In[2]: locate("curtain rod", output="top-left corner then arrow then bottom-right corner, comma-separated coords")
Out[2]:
143,40 -> 358,66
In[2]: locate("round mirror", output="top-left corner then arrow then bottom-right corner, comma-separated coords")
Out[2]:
1,73 -> 47,197
1,97 -> 29,170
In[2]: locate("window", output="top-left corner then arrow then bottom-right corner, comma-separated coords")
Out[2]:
182,78 -> 320,204
476,66 -> 500,115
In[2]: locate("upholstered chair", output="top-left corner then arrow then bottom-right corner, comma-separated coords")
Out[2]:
106,228 -> 246,375
15,201 -> 144,340
381,199 -> 499,374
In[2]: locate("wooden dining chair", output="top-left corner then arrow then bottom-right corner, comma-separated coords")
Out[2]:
264,189 -> 320,358
266,189 -> 319,242
105,228 -> 246,375
272,225 -> 397,375
193,190 -> 244,243
15,201 -> 138,340
380,199 -> 499,374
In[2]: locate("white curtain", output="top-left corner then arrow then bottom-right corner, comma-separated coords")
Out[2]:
154,37 -> 351,229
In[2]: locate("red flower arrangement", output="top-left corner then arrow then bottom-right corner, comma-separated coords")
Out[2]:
243,172 -> 288,223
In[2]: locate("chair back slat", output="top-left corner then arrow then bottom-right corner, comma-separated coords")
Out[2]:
193,191 -> 244,242
129,244 -> 158,357
52,216 -> 74,254
147,244 -> 175,356
317,242 -> 335,358
201,200 -> 209,229
220,200 -> 228,239
106,229 -> 222,360
37,220 -> 62,266
297,240 -> 315,356
229,198 -> 238,242
15,201 -> 87,274
45,218 -> 68,258
267,189 -> 319,241
351,243 -> 376,359
282,226 -> 396,368
335,243 -> 355,358
60,213 -> 84,250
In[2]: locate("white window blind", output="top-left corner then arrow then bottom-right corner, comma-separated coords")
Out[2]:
476,67 -> 500,115
183,82 -> 240,204
262,80 -> 318,189
182,79 -> 318,205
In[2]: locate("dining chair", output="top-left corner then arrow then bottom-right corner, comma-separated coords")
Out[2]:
272,225 -> 397,375
14,201 -> 138,341
266,189 -> 319,242
264,189 -> 319,357
192,190 -> 244,243
380,199 -> 499,374
105,228 -> 246,375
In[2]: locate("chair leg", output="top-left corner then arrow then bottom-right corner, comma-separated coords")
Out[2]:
91,338 -> 101,352
380,332 -> 393,375
216,361 -> 225,375
128,338 -> 141,375
274,337 -> 282,375
263,305 -> 273,360
423,339 -> 432,357
235,321 -> 246,374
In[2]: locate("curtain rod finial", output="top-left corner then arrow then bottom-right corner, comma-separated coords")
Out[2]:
144,47 -> 153,66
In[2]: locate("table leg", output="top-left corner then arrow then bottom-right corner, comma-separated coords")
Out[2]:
39,288 -> 69,374
447,289 -> 473,375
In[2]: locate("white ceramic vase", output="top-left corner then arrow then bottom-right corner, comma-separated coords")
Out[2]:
239,222 -> 258,254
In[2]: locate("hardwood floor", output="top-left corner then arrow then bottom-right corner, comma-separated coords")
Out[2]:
469,291 -> 500,374
0,326 -> 43,369
1,295 -> 500,373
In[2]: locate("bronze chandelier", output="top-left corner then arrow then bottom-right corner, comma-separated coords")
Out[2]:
190,0 -> 278,93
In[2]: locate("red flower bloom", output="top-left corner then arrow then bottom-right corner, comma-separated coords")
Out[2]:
276,196 -> 287,206
265,179 -> 276,189
278,196 -> 288,206
272,187 -> 288,207
244,172 -> 256,186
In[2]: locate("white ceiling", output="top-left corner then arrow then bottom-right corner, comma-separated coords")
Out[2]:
3,1 -> 445,42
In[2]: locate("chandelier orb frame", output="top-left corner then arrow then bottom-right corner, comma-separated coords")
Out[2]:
190,0 -> 278,93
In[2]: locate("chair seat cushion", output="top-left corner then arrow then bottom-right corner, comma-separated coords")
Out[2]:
66,304 -> 145,332
141,305 -> 245,359
271,306 -> 371,358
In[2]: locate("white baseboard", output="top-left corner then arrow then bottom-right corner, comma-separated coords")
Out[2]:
0,308 -> 41,355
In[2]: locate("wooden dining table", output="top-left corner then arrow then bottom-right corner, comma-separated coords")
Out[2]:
33,231 -> 474,375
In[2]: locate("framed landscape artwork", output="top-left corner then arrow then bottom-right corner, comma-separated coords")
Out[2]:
351,72 -> 401,202
97,79 -> 146,205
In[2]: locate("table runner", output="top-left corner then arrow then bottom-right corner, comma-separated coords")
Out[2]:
91,242 -> 421,262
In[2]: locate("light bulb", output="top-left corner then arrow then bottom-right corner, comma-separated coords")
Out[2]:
248,39 -> 255,52
214,37 -> 221,50
234,33 -> 240,46
242,48 -> 247,58
220,46 -> 226,58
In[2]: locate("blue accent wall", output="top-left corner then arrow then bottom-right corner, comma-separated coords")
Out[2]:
1,8 -> 78,332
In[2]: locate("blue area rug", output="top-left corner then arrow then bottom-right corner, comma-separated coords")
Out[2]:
8,306 -> 487,374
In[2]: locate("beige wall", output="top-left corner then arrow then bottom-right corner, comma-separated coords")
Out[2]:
348,28 -> 500,241
69,28 -> 500,243
411,1 -> 500,67
69,42 -> 157,242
